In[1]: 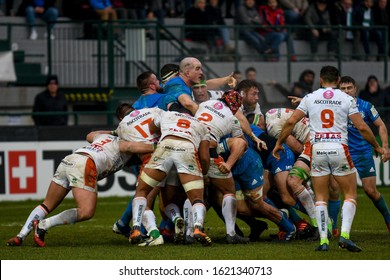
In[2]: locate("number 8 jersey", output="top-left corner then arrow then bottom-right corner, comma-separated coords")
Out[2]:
297,87 -> 359,145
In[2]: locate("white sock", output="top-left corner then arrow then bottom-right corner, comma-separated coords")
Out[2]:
142,210 -> 158,234
315,202 -> 328,239
165,203 -> 182,224
222,194 -> 237,236
39,208 -> 78,230
341,199 -> 357,237
296,187 -> 317,221
18,205 -> 48,240
192,203 -> 206,229
183,199 -> 193,236
132,197 -> 147,228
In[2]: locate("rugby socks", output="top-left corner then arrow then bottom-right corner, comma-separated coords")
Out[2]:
315,201 -> 329,242
18,205 -> 48,240
276,210 -> 295,233
119,195 -> 134,227
328,199 -> 341,230
183,199 -> 193,236
263,197 -> 277,208
295,187 -> 316,223
287,206 -> 304,224
222,194 -> 237,236
39,208 -> 78,230
192,202 -> 206,229
132,197 -> 147,228
165,203 -> 182,224
142,209 -> 160,238
373,195 -> 390,223
340,199 -> 357,239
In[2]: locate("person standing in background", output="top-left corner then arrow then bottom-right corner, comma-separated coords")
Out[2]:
32,75 -> 68,126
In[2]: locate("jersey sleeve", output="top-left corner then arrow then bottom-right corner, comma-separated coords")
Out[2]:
153,111 -> 162,127
367,103 -> 380,122
297,95 -> 309,115
231,116 -> 244,138
348,97 -> 359,116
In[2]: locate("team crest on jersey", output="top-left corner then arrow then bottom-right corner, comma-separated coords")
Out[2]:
268,109 -> 278,114
323,90 -> 334,99
213,102 -> 223,110
130,110 -> 140,117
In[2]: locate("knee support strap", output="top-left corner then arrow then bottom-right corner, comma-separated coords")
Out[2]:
140,172 -> 160,188
289,166 -> 310,182
182,180 -> 204,192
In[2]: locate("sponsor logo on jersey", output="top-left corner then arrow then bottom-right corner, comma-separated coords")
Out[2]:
205,104 -> 225,118
126,111 -> 152,125
315,149 -> 339,156
213,102 -> 223,110
314,99 -> 341,105
314,132 -> 342,142
267,108 -> 278,114
323,90 -> 334,99
130,110 -> 140,117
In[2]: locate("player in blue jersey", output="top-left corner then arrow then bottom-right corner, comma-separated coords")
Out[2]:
331,76 -> 390,233
158,56 -> 238,115
217,137 -> 297,241
244,119 -> 313,240
132,71 -> 165,110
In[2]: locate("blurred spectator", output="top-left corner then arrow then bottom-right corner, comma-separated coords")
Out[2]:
278,0 -> 308,25
206,0 -> 235,57
89,0 -> 118,21
233,70 -> 243,84
32,75 -> 68,126
184,0 -> 217,58
329,0 -> 361,61
244,66 -> 268,110
258,0 -> 296,61
303,0 -> 337,61
372,0 -> 390,58
219,0 -> 241,18
17,0 -> 58,40
0,0 -> 15,16
112,0 -> 139,20
164,0 -> 192,17
359,75 -> 390,133
235,0 -> 272,58
268,68 -> 315,100
353,0 -> 385,61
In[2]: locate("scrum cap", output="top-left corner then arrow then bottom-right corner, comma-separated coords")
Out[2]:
220,89 -> 242,114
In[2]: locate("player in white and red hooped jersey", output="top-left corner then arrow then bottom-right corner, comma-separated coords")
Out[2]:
273,65 -> 383,252
116,107 -> 162,147
265,107 -> 317,238
195,99 -> 244,144
266,108 -> 310,146
10,131 -> 134,247
130,110 -> 213,246
116,106 -> 185,246
194,90 -> 250,244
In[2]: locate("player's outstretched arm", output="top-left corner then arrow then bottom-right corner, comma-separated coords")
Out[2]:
373,117 -> 390,162
350,113 -> 383,157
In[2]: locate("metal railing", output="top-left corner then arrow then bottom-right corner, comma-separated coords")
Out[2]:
1,20 -> 388,87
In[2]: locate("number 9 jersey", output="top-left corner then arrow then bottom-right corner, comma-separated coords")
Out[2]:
297,87 -> 359,145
